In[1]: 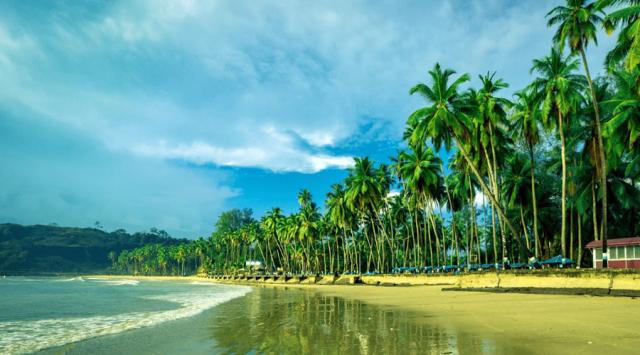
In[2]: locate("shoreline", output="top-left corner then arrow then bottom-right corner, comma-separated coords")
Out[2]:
208,269 -> 640,297
84,274 -> 640,353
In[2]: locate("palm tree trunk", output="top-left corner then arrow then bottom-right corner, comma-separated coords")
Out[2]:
266,238 -> 275,272
342,228 -> 349,273
488,126 -> 508,261
559,110 -> 567,258
468,173 -> 481,265
428,206 -> 442,266
570,207 -> 575,261
490,202 -> 498,264
529,144 -> 541,259
465,210 -> 472,268
580,48 -> 607,268
482,146 -> 500,264
425,196 -> 441,266
578,214 -> 583,268
452,135 -> 525,256
591,176 -> 599,241
480,196 -> 487,264
442,165 -> 460,265
519,205 -> 531,251
425,207 -> 434,267
257,243 -> 266,268
324,238 -> 329,274
413,208 -> 422,267
362,222 -> 374,273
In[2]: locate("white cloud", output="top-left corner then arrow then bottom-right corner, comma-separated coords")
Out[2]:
474,190 -> 489,208
132,138 -> 354,174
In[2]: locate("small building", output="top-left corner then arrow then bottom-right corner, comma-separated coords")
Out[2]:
585,237 -> 640,269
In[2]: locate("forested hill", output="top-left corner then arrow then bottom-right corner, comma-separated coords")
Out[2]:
0,224 -> 188,275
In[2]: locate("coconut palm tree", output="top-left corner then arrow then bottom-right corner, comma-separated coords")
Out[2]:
502,153 -> 535,256
398,144 -> 443,266
261,207 -> 284,272
511,89 -> 543,258
345,157 -> 385,272
598,0 -> 640,71
530,49 -> 585,258
326,183 -> 357,273
407,63 -> 523,257
296,193 -> 321,273
548,0 -> 610,265
473,72 -> 513,261
605,68 -> 640,172
174,244 -> 187,276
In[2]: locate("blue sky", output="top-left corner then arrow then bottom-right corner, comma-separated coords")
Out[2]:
0,0 -> 614,238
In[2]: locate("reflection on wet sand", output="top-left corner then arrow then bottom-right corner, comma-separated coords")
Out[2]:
209,287 -> 515,354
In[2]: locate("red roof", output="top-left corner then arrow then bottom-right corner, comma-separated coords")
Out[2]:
585,237 -> 640,249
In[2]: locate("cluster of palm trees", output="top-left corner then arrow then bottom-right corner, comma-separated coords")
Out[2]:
110,240 -> 208,276
116,0 -> 640,275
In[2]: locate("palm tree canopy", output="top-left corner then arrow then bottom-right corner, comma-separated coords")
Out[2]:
398,145 -> 443,204
407,63 -> 471,150
548,0 -> 605,53
597,0 -> 640,69
345,157 -> 384,215
530,48 -> 586,124
510,89 -> 542,148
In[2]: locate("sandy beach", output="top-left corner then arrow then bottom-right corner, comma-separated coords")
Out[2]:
304,284 -> 640,354
88,275 -> 640,354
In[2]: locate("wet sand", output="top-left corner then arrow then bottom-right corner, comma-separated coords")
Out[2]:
296,284 -> 640,354
88,275 -> 640,354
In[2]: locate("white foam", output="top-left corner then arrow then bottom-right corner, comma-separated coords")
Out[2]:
0,285 -> 251,354
3,277 -> 44,282
59,277 -> 85,282
92,279 -> 140,286
189,281 -> 222,286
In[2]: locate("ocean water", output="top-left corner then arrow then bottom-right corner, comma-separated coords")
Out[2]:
1,278 -> 527,354
0,277 -> 251,354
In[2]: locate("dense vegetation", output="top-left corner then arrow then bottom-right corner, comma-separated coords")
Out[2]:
0,224 -> 186,274
112,1 -> 640,275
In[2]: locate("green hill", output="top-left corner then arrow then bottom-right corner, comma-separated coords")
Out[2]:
0,224 -> 187,275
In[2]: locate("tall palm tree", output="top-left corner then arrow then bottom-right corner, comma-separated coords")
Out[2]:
502,153 -> 535,256
174,244 -> 187,276
447,167 -> 480,266
605,68 -> 640,172
548,0 -> 610,265
530,49 -> 585,258
598,0 -> 640,71
326,183 -> 350,272
298,189 -> 313,209
296,192 -> 321,273
511,89 -> 543,258
407,63 -> 523,256
261,207 -> 283,272
474,72 -> 513,260
345,157 -> 386,272
398,144 -> 443,266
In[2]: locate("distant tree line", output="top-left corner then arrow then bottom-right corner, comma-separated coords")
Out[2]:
0,223 -> 186,274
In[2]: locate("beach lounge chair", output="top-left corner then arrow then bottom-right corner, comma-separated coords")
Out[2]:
541,255 -> 575,268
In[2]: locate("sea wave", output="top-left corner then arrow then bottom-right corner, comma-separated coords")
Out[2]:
189,281 -> 222,286
92,279 -> 140,286
59,277 -> 85,282
2,277 -> 47,282
0,285 -> 252,354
